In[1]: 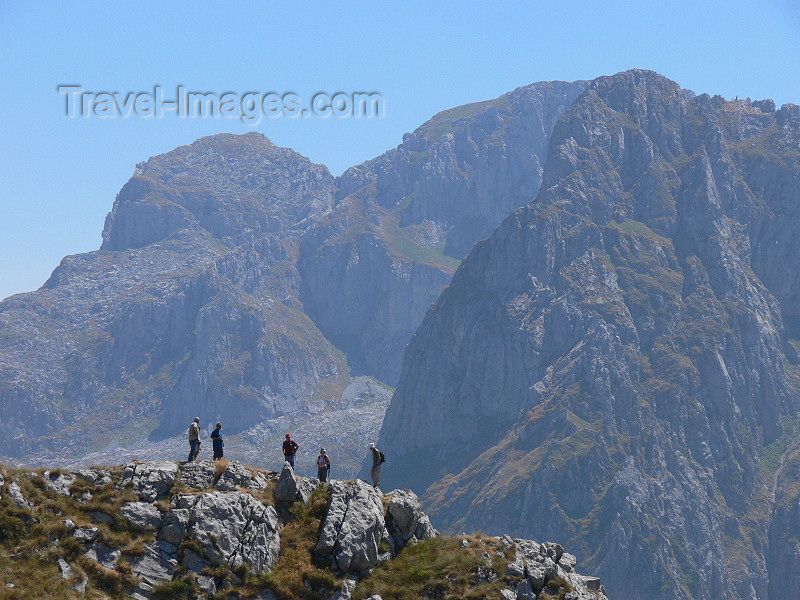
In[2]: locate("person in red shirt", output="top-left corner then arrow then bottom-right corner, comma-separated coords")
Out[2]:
282,433 -> 299,468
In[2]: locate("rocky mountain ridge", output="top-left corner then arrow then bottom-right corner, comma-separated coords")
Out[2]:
0,460 -> 607,599
0,80 -> 586,471
379,70 -> 800,600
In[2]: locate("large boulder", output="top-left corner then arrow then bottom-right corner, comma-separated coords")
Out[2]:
85,542 -> 121,569
119,461 -> 178,502
505,537 -> 607,599
385,489 -> 437,548
315,479 -> 385,574
43,470 -> 75,496
121,501 -> 162,530
216,460 -> 268,491
8,481 -> 33,511
73,469 -> 112,486
158,508 -> 191,545
189,491 -> 280,572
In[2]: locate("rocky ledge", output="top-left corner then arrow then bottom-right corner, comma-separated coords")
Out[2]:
0,460 -> 607,599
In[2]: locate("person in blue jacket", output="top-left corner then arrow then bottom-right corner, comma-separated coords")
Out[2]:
211,422 -> 224,460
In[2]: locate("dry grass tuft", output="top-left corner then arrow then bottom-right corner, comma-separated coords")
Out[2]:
352,535 -> 514,600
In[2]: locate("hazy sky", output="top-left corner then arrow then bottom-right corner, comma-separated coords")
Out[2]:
1,1 -> 799,301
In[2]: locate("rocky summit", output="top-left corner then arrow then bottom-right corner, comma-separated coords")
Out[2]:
0,461 -> 607,599
380,70 -> 800,599
0,81 -> 586,473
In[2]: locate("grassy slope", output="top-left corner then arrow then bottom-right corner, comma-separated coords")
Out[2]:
0,465 -> 558,600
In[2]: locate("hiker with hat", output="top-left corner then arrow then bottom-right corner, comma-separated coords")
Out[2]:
369,442 -> 385,489
282,433 -> 299,468
316,448 -> 331,482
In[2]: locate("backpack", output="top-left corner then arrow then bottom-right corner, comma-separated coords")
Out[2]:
379,450 -> 386,464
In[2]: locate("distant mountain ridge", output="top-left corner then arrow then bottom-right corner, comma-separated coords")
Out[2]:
0,80 -> 586,469
379,70 -> 800,600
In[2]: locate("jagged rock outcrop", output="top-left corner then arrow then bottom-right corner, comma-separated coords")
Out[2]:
380,70 -> 800,600
315,479 -> 387,574
119,461 -> 178,502
0,461 -> 606,599
384,488 -> 437,548
189,491 -> 281,572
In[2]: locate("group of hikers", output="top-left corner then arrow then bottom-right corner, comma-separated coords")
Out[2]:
186,417 -> 386,488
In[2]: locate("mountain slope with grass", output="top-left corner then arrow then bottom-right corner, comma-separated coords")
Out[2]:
379,70 -> 800,600
0,460 -> 607,600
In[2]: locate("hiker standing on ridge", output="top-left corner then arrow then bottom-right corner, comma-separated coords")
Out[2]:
369,442 -> 384,489
187,417 -> 201,462
282,433 -> 299,468
211,422 -> 224,461
317,448 -> 331,482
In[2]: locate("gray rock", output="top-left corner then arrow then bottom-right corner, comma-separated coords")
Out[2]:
73,469 -> 112,486
73,573 -> 88,593
178,460 -> 216,489
196,575 -> 217,595
274,462 -> 299,505
158,508 -> 191,545
216,460 -> 265,491
579,575 -> 603,592
63,518 -> 76,532
121,501 -> 162,530
171,493 -> 199,509
57,558 -> 74,579
385,488 -> 437,548
182,548 -> 210,573
85,542 -> 121,569
500,589 -> 517,600
7,482 -> 33,511
514,580 -> 536,600
43,471 -> 75,496
119,461 -> 178,501
330,577 -> 357,600
561,552 -> 577,572
190,491 -> 280,572
130,541 -> 178,595
73,527 -> 99,543
296,476 -> 320,503
315,479 -> 385,574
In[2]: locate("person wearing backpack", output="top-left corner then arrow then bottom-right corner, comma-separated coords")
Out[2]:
316,448 -> 331,482
369,442 -> 384,489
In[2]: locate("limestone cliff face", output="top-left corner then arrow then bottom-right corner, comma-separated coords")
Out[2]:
299,80 -> 587,382
380,70 -> 800,600
0,133 -> 344,457
0,81 -> 587,463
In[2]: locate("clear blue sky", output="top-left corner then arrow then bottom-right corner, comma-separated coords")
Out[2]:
1,1 -> 799,301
